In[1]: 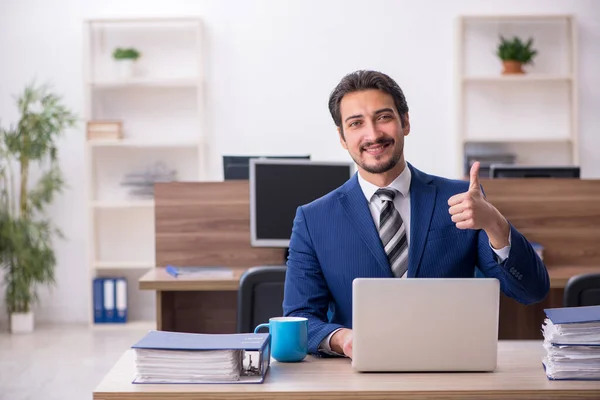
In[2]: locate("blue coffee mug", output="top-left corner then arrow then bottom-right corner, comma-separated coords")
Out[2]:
254,316 -> 308,362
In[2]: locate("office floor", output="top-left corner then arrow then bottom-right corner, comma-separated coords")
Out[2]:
0,322 -> 152,400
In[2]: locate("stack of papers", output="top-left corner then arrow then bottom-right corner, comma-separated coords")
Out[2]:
131,330 -> 271,384
542,305 -> 600,380
134,348 -> 243,383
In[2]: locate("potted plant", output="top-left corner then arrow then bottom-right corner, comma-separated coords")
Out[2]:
112,47 -> 142,80
0,81 -> 76,333
496,35 -> 537,74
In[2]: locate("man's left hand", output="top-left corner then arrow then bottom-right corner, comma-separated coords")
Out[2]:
448,161 -> 510,249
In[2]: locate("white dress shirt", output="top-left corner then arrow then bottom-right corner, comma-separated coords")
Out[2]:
318,162 -> 511,355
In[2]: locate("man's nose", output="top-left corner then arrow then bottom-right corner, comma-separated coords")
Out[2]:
363,120 -> 385,141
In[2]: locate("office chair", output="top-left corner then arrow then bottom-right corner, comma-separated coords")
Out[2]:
237,266 -> 287,333
563,273 -> 600,307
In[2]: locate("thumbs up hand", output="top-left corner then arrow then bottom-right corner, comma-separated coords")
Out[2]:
448,161 -> 510,249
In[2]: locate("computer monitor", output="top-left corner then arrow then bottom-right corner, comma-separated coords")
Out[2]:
250,159 -> 354,247
223,155 -> 311,180
490,165 -> 580,179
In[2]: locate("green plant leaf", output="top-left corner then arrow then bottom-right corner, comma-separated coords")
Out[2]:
496,35 -> 538,65
112,47 -> 141,60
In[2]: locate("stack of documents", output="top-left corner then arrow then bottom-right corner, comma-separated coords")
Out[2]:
542,305 -> 600,380
131,330 -> 271,384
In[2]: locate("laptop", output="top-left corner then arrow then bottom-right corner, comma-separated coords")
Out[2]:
351,278 -> 500,372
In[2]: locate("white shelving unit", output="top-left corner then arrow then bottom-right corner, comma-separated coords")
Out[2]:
83,17 -> 205,325
455,14 -> 578,178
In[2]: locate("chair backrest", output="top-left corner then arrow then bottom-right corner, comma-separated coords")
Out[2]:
237,266 -> 287,333
563,273 -> 600,307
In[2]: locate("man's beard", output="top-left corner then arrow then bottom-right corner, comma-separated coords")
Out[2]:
353,138 -> 402,174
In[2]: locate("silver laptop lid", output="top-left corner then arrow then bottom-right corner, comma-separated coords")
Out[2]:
351,278 -> 500,372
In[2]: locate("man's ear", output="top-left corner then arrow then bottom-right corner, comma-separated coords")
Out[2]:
338,127 -> 348,150
403,113 -> 410,136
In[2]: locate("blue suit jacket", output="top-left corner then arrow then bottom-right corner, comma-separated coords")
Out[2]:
283,163 -> 550,355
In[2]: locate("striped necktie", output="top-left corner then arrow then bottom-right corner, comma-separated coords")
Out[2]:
375,188 -> 409,278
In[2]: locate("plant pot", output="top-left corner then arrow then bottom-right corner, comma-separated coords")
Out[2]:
502,61 -> 525,75
10,311 -> 34,334
114,59 -> 137,80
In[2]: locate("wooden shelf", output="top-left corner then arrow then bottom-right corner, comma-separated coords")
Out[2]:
456,14 -> 578,177
95,261 -> 155,270
460,14 -> 573,22
463,137 -> 573,144
89,78 -> 198,89
84,17 -> 205,327
87,17 -> 202,25
463,74 -> 572,83
92,200 -> 155,209
87,139 -> 200,148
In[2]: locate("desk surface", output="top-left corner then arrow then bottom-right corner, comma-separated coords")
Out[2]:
139,265 -> 597,292
93,341 -> 600,400
139,267 -> 247,291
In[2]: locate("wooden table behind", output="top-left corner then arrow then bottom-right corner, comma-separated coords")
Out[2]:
482,178 -> 600,339
147,179 -> 600,338
152,181 -> 285,333
93,341 -> 600,400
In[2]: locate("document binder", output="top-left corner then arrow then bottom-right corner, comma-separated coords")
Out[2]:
93,278 -> 105,323
131,331 -> 271,384
545,305 -> 600,325
103,278 -> 115,322
115,278 -> 127,323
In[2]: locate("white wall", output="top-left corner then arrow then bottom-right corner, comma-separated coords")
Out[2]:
0,0 -> 599,325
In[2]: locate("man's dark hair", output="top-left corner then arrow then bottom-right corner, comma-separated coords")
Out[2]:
328,70 -> 409,137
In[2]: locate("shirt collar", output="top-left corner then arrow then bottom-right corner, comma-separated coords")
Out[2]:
357,161 -> 412,203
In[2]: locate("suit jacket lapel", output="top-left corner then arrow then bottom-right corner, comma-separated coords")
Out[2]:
339,175 -> 393,277
407,163 -> 437,278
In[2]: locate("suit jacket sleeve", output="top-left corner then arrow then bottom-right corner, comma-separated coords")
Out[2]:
283,206 -> 345,355
477,223 -> 550,304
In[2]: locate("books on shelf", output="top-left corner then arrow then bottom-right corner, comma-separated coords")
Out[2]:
542,305 -> 600,380
131,330 -> 271,384
87,120 -> 123,140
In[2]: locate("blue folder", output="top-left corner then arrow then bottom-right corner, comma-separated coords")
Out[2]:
92,278 -> 104,323
131,331 -> 271,384
544,305 -> 600,348
545,305 -> 600,325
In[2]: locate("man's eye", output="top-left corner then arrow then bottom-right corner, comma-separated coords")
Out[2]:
378,115 -> 391,121
349,121 -> 362,127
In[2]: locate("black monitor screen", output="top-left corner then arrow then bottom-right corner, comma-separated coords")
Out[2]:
250,160 -> 353,247
490,165 -> 580,179
223,155 -> 311,180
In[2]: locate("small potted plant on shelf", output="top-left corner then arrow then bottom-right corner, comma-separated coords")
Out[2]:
0,81 -> 77,333
496,35 -> 537,75
112,47 -> 142,79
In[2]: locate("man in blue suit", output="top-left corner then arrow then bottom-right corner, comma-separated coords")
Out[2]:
282,70 -> 550,358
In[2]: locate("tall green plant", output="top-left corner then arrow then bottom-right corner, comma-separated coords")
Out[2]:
0,82 -> 77,314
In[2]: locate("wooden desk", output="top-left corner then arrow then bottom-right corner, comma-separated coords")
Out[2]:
139,267 -> 246,292
144,179 -> 600,338
93,341 -> 600,400
140,266 -> 598,336
140,265 -> 597,292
